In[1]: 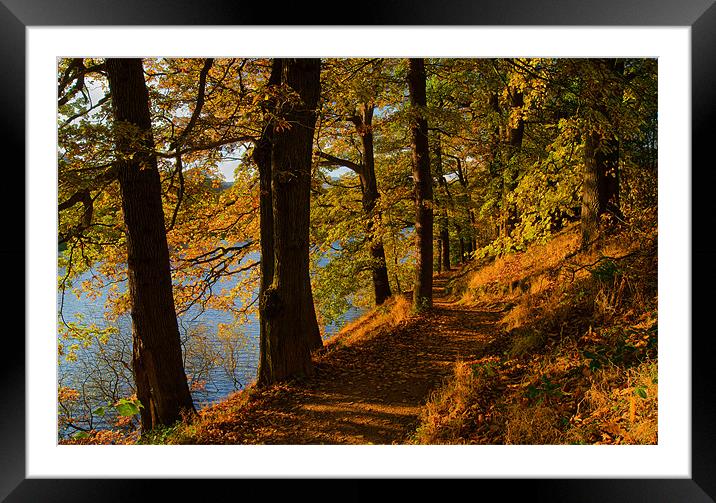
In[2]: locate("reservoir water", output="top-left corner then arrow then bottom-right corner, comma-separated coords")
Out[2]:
57,265 -> 362,435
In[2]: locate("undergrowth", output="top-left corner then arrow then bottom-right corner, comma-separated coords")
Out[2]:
60,294 -> 414,445
413,221 -> 658,445
318,294 -> 412,353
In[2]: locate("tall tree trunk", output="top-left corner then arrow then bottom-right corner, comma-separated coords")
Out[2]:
500,89 -> 524,238
433,190 -> 450,272
489,91 -> 506,240
580,59 -> 624,248
407,58 -> 433,310
581,131 -> 601,247
254,59 -> 281,385
597,59 -> 624,219
257,58 -> 323,386
581,131 -> 620,248
452,154 -> 477,259
439,214 -> 450,271
596,136 -> 620,217
469,199 -> 477,251
352,105 -> 392,305
105,58 -> 195,431
436,237 -> 443,274
434,138 -> 450,271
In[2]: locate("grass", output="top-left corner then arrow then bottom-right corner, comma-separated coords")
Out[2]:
61,221 -> 658,447
411,360 -> 485,444
413,221 -> 658,445
318,294 -> 412,352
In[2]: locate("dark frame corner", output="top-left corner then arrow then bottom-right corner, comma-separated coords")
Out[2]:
4,0 -> 715,501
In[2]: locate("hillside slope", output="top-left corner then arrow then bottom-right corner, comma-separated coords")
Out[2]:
413,222 -> 658,444
64,223 -> 657,446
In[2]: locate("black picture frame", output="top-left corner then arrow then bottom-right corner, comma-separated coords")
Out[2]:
3,1 -> 714,501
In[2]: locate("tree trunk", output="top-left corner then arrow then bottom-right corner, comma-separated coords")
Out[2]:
254,59 -> 281,386
436,237 -> 443,274
501,89 -> 524,238
257,58 -> 323,386
105,58 -> 195,431
439,218 -> 450,271
597,59 -> 624,220
407,58 -> 433,310
433,137 -> 451,272
580,59 -> 624,248
353,105 -> 392,305
465,238 -> 473,260
581,131 -> 620,249
452,154 -> 477,260
596,137 -> 620,217
469,210 -> 477,257
581,130 -> 601,248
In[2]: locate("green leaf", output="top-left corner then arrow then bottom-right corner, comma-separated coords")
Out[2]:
634,387 -> 648,399
93,406 -> 106,417
72,431 -> 90,439
115,399 -> 141,417
115,402 -> 139,416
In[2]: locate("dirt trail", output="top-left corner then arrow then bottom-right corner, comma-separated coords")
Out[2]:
201,274 -> 502,444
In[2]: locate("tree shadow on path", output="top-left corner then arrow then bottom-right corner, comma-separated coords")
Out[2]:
203,275 -> 503,444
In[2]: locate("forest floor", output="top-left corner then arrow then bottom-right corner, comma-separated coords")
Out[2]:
64,223 -> 657,446
162,223 -> 657,446
171,274 -> 505,445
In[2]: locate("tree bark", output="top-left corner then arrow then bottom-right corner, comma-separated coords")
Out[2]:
580,59 -> 624,248
439,215 -> 450,270
436,237 -> 443,274
407,58 -> 433,310
450,154 -> 477,259
465,238 -> 473,260
597,59 -> 624,219
352,105 -> 392,305
581,131 -> 620,248
254,59 -> 281,385
500,89 -> 524,238
434,138 -> 450,271
105,58 -> 195,431
257,58 -> 323,386
596,136 -> 620,217
581,130 -> 601,247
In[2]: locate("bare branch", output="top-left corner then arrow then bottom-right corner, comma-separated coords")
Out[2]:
58,189 -> 94,245
60,94 -> 111,128
316,151 -> 364,176
179,243 -> 254,265
173,58 -> 214,149
156,135 -> 257,158
167,150 -> 185,231
58,59 -> 106,107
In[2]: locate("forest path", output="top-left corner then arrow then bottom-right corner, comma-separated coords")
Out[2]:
201,273 -> 503,444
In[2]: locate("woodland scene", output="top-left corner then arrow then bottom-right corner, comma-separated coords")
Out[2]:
57,57 -> 657,445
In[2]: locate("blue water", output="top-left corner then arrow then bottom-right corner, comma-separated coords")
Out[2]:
57,265 -> 362,434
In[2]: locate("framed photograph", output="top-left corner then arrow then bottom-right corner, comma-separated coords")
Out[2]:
6,0 -> 715,500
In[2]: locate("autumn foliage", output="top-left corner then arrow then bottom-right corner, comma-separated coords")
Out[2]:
57,57 -> 657,444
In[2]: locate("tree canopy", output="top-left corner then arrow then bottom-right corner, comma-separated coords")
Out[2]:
57,57 -> 657,438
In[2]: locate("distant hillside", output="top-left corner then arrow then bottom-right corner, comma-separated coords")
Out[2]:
201,176 -> 234,192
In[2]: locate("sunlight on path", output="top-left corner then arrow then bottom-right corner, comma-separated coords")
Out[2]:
206,271 -> 502,445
